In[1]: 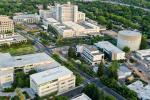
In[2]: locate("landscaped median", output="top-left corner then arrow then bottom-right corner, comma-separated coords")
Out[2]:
0,41 -> 35,56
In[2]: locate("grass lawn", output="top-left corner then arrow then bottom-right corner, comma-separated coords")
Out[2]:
0,43 -> 35,56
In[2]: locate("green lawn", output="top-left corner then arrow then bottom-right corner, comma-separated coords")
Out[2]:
0,43 -> 35,56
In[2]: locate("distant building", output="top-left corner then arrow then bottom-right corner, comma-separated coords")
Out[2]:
118,66 -> 132,79
71,93 -> 92,100
0,53 -> 60,88
54,2 -> 85,22
0,16 -> 14,34
135,49 -> 150,60
79,44 -> 104,65
95,41 -> 125,60
39,10 -> 53,19
0,33 -> 27,46
117,30 -> 142,51
30,66 -> 75,97
41,2 -> 105,38
13,14 -> 40,24
128,80 -> 150,100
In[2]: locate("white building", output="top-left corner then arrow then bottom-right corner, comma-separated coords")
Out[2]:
80,45 -> 104,65
95,41 -> 125,60
0,33 -> 27,46
30,66 -> 75,97
13,14 -> 40,24
71,93 -> 92,100
117,30 -> 142,51
0,53 -> 60,87
135,49 -> 150,60
118,66 -> 132,79
128,80 -> 150,100
39,10 -> 53,19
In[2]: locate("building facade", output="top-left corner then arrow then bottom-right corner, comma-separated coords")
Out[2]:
0,16 -> 14,34
81,45 -> 104,65
117,30 -> 142,51
0,67 -> 14,88
95,41 -> 125,60
30,66 -> 75,97
13,14 -> 40,24
54,2 -> 85,23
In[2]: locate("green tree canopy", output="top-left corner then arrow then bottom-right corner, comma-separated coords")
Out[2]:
140,35 -> 148,49
123,46 -> 130,53
97,61 -> 104,77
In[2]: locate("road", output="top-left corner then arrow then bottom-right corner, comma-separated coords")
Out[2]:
19,31 -> 126,100
100,0 -> 150,12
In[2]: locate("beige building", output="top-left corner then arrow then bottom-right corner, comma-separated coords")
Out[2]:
30,66 -> 75,97
117,30 -> 142,51
54,2 -> 85,22
0,16 -> 14,34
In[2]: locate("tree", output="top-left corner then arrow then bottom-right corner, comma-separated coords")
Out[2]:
97,61 -> 104,77
108,61 -> 119,80
55,96 -> 68,100
107,21 -> 113,29
68,46 -> 76,58
84,84 -> 100,100
140,35 -> 148,49
123,46 -> 130,53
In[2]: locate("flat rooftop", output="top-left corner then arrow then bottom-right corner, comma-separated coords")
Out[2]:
84,45 -> 98,52
136,49 -> 150,56
13,14 -> 39,18
63,21 -> 85,31
119,30 -> 141,37
79,22 -> 92,29
128,81 -> 150,99
0,52 -> 55,68
45,18 -> 58,23
0,34 -> 27,44
30,66 -> 73,85
95,41 -> 124,53
71,93 -> 92,100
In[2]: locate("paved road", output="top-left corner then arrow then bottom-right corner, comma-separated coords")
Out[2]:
101,0 -> 150,12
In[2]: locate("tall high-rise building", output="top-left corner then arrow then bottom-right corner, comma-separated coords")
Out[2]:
54,2 -> 85,22
0,16 -> 14,34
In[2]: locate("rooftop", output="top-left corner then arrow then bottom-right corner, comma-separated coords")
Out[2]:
119,30 -> 141,36
84,45 -> 98,52
0,16 -> 13,22
136,49 -> 150,56
30,66 -> 73,85
0,52 -> 55,68
71,93 -> 92,100
13,14 -> 39,18
95,41 -> 124,53
128,81 -> 150,99
63,21 -> 85,31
